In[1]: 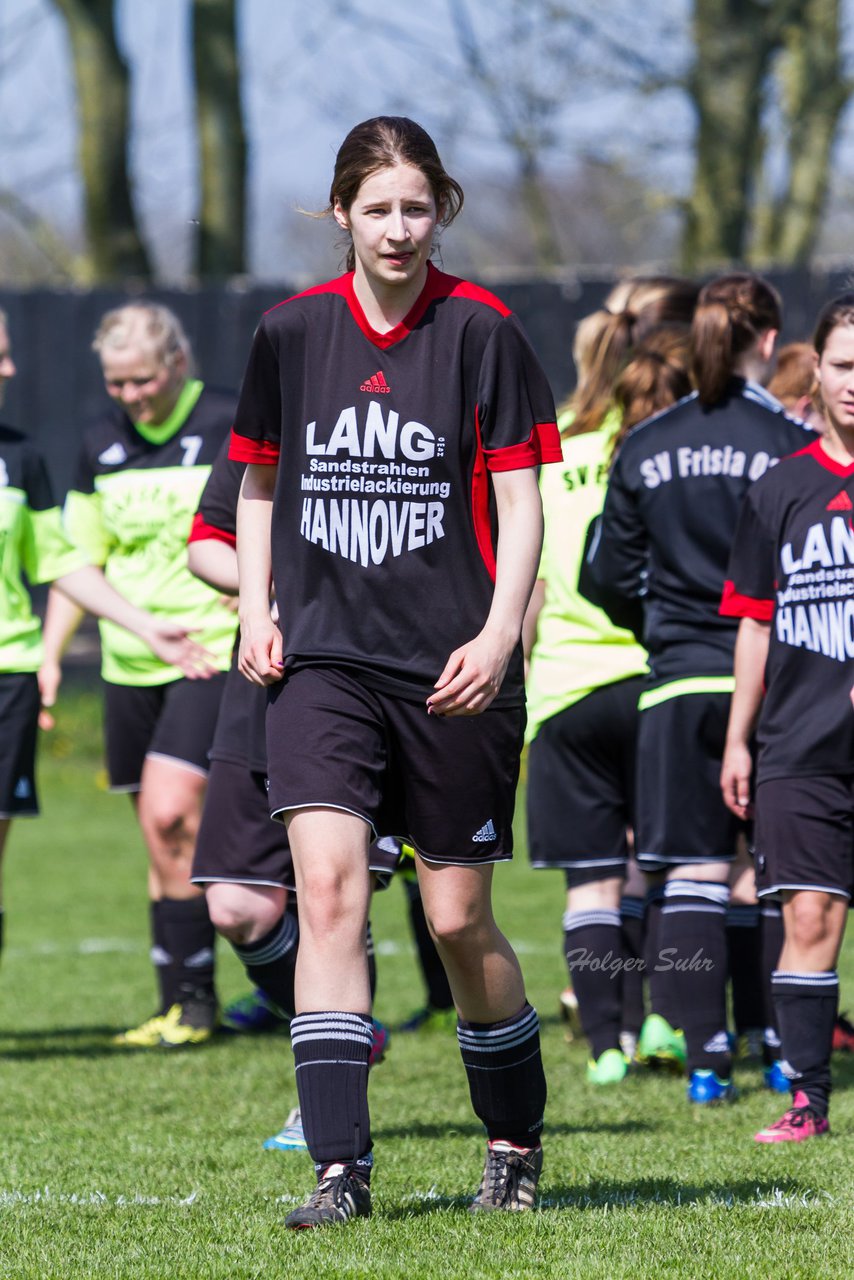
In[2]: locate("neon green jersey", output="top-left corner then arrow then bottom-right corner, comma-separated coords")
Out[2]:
526,412 -> 648,743
0,424 -> 88,673
63,383 -> 239,686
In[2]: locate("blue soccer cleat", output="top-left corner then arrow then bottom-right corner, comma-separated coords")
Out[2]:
264,1107 -> 308,1152
687,1068 -> 737,1104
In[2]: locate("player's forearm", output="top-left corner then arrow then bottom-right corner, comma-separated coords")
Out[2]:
522,579 -> 545,663
41,583 -> 86,663
725,617 -> 771,747
188,539 -> 239,595
53,564 -> 161,644
486,470 -> 544,650
236,463 -> 275,621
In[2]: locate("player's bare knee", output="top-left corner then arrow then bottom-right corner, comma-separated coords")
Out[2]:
788,898 -> 833,951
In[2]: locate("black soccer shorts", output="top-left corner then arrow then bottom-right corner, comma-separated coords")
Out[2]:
527,676 -> 642,887
0,673 -> 40,818
103,674 -> 227,791
265,666 -> 525,865
754,774 -> 854,900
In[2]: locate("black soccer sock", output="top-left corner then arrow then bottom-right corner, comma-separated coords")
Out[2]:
726,903 -> 763,1035
760,902 -> 784,1063
366,920 -> 377,1004
644,883 -> 675,1025
457,1002 -> 546,1148
772,970 -> 838,1117
405,877 -> 454,1010
619,895 -> 646,1037
660,880 -> 731,1076
291,1011 -> 374,1177
232,912 -> 299,1018
563,908 -> 624,1059
153,896 -> 216,1008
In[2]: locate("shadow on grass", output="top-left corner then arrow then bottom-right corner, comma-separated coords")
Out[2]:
0,1025 -> 252,1061
375,1119 -> 652,1140
384,1176 -> 818,1220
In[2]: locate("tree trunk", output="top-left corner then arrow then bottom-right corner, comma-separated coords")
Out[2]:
760,0 -> 849,265
681,0 -> 791,269
192,0 -> 247,278
53,0 -> 151,281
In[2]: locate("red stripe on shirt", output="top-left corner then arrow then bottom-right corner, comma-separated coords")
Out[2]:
228,431 -> 279,464
187,512 -> 236,547
484,421 -> 562,472
719,579 -> 774,621
471,408 -> 497,582
790,437 -> 854,476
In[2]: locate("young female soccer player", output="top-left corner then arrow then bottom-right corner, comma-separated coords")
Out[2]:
589,274 -> 810,1104
232,116 -> 559,1227
40,304 -> 239,1046
721,293 -> 854,1141
0,309 -> 209,951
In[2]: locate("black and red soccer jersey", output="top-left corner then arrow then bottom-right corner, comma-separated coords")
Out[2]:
721,437 -> 854,781
229,263 -> 560,704
589,379 -> 810,679
188,438 -> 267,772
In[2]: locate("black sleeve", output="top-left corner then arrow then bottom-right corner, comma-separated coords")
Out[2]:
477,316 -> 560,469
22,441 -> 58,512
196,435 -> 244,537
720,484 -> 776,621
578,515 -> 646,641
230,319 -> 283,461
587,450 -> 649,605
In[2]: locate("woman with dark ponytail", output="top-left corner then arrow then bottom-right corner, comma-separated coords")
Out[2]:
589,273 -> 810,1106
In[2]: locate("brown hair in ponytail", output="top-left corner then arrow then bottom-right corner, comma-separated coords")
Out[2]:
562,276 -> 698,438
691,273 -> 781,406
610,326 -> 693,457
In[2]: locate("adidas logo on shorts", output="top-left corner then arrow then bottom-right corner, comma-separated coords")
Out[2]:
472,819 -> 497,843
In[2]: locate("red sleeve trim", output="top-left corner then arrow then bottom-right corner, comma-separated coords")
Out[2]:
719,579 -> 774,621
228,431 -> 279,464
484,421 -> 562,472
187,513 -> 236,547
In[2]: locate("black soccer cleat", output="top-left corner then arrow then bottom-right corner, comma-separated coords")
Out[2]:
469,1140 -> 543,1213
285,1163 -> 372,1229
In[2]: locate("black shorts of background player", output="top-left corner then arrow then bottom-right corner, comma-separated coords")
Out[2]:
721,292 -> 854,1143
525,295 -> 696,1086
0,309 -> 212,972
40,304 -> 239,1047
233,117 -> 560,1226
589,273 -> 811,1105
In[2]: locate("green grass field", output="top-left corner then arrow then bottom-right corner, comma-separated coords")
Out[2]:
1,685 -> 852,1279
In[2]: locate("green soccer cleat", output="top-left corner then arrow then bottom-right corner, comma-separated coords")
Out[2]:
587,1047 -> 630,1085
636,1013 -> 687,1074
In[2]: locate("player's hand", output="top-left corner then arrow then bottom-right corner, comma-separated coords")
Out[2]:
143,622 -> 219,679
238,610 -> 284,686
721,740 -> 753,819
427,627 -> 513,717
37,658 -> 62,731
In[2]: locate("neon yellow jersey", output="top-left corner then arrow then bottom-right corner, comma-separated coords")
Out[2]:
525,412 -> 648,743
0,425 -> 88,673
64,383 -> 239,686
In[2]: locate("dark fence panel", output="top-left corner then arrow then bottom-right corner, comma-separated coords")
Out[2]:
1,266 -> 850,496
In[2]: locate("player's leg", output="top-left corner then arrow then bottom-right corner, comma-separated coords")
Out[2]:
194,759 -> 297,1028
727,841 -> 764,1060
107,677 -> 225,1046
283,806 -> 374,1227
635,689 -> 737,1099
619,855 -> 647,1060
527,679 -> 641,1085
754,775 -> 850,1142
0,672 -> 42,963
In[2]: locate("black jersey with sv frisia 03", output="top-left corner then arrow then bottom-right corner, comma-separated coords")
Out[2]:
589,378 -> 810,679
230,263 -> 560,704
722,437 -> 854,781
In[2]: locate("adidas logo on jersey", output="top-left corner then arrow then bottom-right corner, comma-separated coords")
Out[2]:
98,442 -> 128,465
360,370 -> 391,394
826,489 -> 853,511
472,819 -> 497,843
